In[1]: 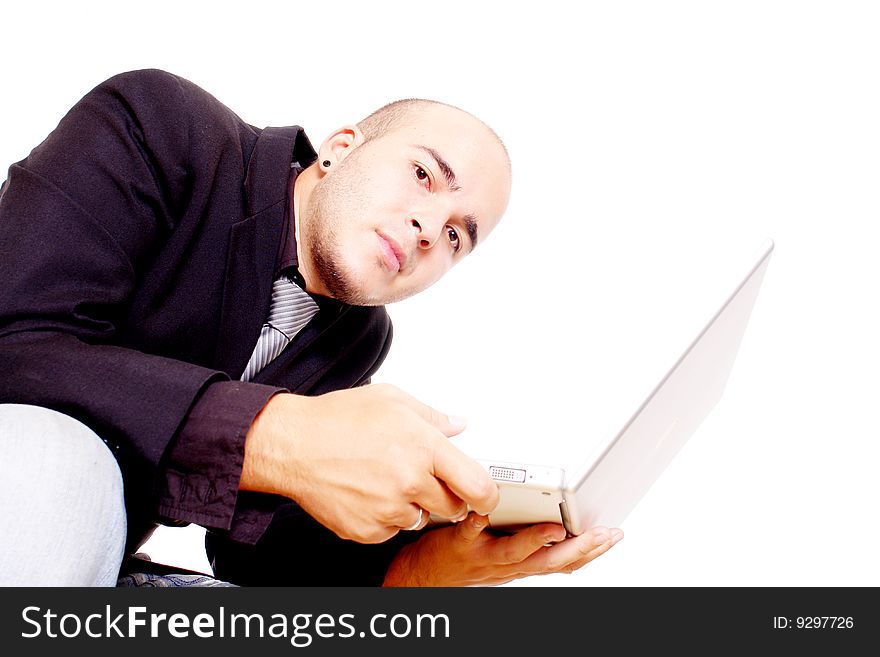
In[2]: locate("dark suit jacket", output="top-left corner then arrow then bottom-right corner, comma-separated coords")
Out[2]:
0,69 -> 405,584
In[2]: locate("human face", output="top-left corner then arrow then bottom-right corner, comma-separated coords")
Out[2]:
299,106 -> 511,306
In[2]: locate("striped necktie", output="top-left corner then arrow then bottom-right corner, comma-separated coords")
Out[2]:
240,275 -> 319,382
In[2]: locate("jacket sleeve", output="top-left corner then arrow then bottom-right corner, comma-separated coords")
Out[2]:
0,69 -> 278,539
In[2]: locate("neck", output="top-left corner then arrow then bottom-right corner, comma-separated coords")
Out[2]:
291,163 -> 323,295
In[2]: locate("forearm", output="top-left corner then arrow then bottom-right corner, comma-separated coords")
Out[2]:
0,331 -> 222,468
158,380 -> 284,532
240,392 -> 303,498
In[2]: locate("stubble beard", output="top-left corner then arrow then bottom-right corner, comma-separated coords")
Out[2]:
309,229 -> 369,305
303,170 -> 379,307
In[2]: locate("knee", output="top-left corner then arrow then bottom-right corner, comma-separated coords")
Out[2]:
0,404 -> 127,585
0,404 -> 123,495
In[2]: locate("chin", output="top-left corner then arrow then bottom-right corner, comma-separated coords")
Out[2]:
353,285 -> 414,307
326,274 -> 392,307
321,256 -> 424,306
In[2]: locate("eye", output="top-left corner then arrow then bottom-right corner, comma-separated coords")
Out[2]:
446,226 -> 461,253
413,164 -> 431,188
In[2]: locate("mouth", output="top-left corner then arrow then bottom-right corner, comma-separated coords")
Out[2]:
377,231 -> 407,273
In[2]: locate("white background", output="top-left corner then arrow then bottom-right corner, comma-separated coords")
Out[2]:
2,1 -> 877,587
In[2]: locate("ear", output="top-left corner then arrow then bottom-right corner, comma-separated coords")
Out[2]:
317,124 -> 365,172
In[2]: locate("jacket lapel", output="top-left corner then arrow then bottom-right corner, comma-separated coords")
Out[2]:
213,126 -> 310,378
213,205 -> 284,377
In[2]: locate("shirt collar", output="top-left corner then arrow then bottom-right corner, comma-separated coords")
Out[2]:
276,161 -> 307,282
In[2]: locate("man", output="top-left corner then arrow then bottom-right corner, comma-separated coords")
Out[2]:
0,69 -> 622,586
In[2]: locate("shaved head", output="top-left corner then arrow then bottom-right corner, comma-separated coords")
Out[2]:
357,98 -> 510,174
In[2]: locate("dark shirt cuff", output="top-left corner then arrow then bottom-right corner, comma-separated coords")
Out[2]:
157,380 -> 285,536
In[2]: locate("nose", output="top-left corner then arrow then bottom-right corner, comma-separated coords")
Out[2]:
409,216 -> 442,249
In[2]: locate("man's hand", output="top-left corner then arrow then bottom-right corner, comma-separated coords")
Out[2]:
382,513 -> 624,586
240,384 -> 499,543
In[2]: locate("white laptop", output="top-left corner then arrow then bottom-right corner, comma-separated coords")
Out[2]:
460,239 -> 774,535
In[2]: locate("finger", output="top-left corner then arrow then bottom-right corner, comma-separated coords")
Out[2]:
401,394 -> 468,437
410,475 -> 471,522
521,526 -> 623,575
558,528 -> 624,573
485,523 -> 569,565
430,439 -> 499,515
400,504 -> 427,531
453,512 -> 490,545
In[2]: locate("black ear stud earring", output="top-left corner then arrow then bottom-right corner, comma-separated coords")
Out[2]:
322,159 -> 331,168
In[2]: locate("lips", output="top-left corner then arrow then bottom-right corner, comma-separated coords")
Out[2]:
377,232 -> 407,273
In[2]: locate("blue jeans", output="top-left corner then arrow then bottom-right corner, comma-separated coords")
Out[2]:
0,404 -> 127,586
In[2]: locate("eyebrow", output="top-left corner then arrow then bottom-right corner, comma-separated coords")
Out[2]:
417,145 -> 461,192
462,214 -> 479,252
416,145 -> 479,251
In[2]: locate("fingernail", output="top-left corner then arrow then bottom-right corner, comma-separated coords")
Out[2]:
545,528 -> 566,543
448,415 -> 468,429
592,527 -> 610,542
611,529 -> 624,544
451,507 -> 469,522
